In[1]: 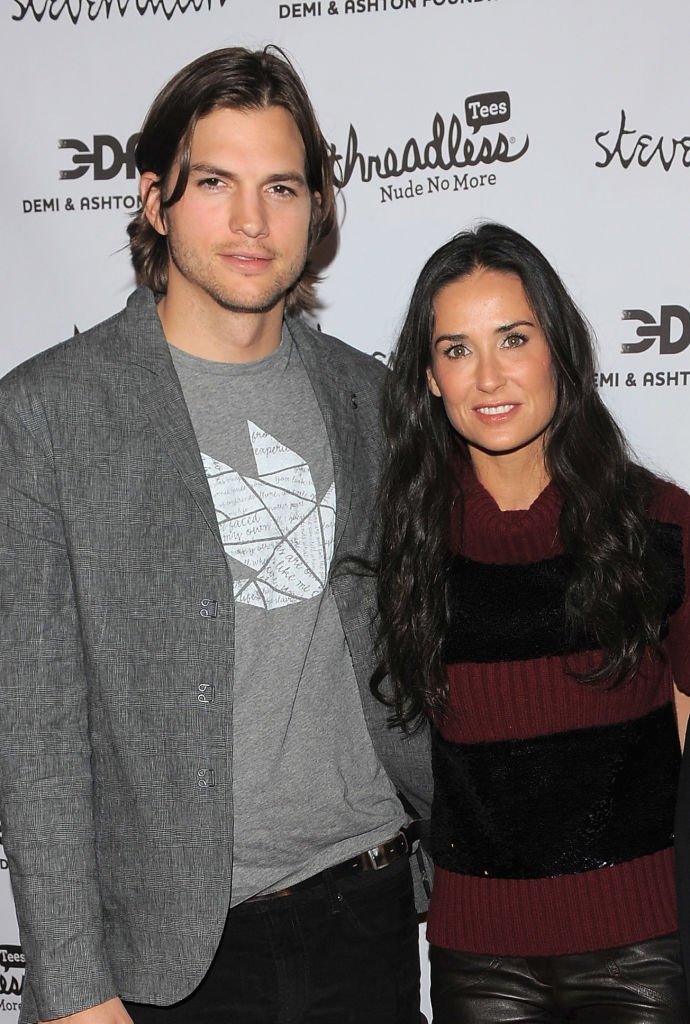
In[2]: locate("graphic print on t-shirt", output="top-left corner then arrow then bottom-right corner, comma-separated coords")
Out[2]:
202,421 -> 336,610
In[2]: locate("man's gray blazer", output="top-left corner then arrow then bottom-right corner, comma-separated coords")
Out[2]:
0,288 -> 433,1024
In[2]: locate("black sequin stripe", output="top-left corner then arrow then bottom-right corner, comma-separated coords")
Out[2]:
431,703 -> 680,879
443,520 -> 684,665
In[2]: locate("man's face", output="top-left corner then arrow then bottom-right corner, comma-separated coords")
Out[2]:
145,105 -> 317,317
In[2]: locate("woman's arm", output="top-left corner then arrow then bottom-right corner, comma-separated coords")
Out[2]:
674,683 -> 690,752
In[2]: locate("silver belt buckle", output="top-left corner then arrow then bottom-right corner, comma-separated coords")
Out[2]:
366,845 -> 384,869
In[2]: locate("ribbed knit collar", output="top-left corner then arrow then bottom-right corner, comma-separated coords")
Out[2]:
453,456 -> 563,563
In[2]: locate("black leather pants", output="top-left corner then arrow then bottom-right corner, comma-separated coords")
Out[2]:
430,934 -> 689,1023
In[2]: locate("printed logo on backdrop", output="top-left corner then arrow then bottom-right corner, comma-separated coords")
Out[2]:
0,946 -> 24,1015
595,111 -> 690,171
328,91 -> 528,206
22,94 -> 526,215
594,305 -> 690,392
13,0 -> 228,24
22,133 -> 142,217
278,0 -> 493,20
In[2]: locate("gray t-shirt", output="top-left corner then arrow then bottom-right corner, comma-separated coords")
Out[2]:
170,324 -> 404,905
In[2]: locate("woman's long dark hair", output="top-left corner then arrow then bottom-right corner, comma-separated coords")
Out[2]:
375,222 -> 668,725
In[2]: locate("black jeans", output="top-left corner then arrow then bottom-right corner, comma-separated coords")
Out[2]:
124,856 -> 421,1023
430,934 -> 689,1023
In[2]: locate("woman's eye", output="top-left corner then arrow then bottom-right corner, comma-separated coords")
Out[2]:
502,333 -> 528,349
446,343 -> 470,359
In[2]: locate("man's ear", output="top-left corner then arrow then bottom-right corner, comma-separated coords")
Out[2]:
308,190 -> 322,246
426,367 -> 442,398
140,172 -> 166,235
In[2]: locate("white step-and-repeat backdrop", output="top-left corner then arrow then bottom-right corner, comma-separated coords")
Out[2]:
1,0 -> 689,1019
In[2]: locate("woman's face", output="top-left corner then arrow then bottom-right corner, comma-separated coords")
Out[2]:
427,267 -> 557,471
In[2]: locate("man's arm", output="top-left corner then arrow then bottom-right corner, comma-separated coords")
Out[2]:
0,387 -> 117,1021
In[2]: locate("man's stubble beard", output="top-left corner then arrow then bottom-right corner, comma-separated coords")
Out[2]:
167,233 -> 310,316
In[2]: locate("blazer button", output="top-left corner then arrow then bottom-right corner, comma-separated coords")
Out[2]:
197,768 -> 216,788
197,683 -> 216,707
199,599 -> 219,618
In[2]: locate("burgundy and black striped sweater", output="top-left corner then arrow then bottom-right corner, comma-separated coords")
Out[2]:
427,466 -> 690,956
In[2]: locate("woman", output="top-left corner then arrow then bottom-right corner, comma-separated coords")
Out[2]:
375,223 -> 690,1022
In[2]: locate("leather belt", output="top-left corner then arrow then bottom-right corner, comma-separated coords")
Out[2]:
247,822 -> 420,902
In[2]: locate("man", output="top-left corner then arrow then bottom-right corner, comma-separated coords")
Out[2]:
0,47 -> 432,1024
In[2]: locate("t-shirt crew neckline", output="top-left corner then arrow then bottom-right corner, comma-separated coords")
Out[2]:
168,322 -> 292,378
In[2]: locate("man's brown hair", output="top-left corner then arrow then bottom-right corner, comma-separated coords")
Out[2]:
127,46 -> 336,314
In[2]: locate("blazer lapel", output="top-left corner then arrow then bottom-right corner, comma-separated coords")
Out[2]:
118,288 -> 223,547
288,318 -> 356,555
